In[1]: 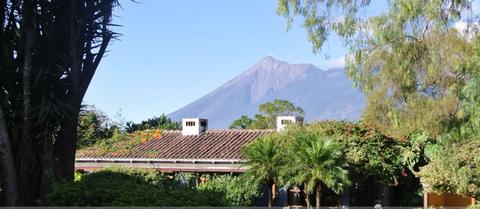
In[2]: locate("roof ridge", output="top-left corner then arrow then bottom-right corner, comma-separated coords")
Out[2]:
161,129 -> 276,133
161,130 -> 181,133
76,128 -> 274,161
205,129 -> 275,132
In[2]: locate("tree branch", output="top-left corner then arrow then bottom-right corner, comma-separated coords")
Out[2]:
365,35 -> 420,53
80,33 -> 111,97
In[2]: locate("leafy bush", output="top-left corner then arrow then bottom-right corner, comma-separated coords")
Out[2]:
418,136 -> 480,199
42,168 -> 228,206
288,121 -> 409,184
280,121 -> 423,206
198,174 -> 262,206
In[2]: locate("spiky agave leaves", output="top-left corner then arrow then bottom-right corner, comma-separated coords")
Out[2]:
0,0 -> 120,204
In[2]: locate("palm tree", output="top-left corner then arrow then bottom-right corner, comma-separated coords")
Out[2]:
242,134 -> 285,208
284,130 -> 350,209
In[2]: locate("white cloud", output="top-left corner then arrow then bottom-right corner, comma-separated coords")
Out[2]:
453,20 -> 479,38
323,56 -> 346,69
454,21 -> 468,32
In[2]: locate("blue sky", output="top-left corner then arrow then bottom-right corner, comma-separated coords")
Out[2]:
83,0 -> 371,122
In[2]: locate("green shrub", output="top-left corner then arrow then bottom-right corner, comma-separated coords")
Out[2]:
198,174 -> 262,206
42,168 -> 228,206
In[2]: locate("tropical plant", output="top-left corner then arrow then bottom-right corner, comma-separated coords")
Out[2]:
0,0 -> 119,205
241,134 -> 286,207
303,121 -> 408,185
283,127 -> 350,209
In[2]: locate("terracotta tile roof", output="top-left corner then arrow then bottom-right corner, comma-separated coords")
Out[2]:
76,129 -> 274,161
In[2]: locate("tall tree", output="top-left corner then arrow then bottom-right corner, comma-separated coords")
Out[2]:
259,99 -> 305,128
0,0 -> 118,205
283,128 -> 350,209
416,37 -> 480,199
277,0 -> 477,137
230,100 -> 304,129
242,134 -> 285,208
276,0 -> 480,200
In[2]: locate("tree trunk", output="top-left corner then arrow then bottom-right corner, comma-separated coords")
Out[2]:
382,185 -> 390,206
0,108 -> 18,206
316,183 -> 321,209
53,0 -> 81,183
267,181 -> 273,208
53,0 -> 111,182
54,110 -> 80,182
0,0 -> 115,205
305,185 -> 311,209
17,0 -> 36,205
39,135 -> 54,200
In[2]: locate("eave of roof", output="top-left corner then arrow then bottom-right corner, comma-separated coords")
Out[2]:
76,157 -> 246,164
75,161 -> 247,173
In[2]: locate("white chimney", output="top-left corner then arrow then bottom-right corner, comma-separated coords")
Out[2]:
182,118 -> 208,136
276,116 -> 303,132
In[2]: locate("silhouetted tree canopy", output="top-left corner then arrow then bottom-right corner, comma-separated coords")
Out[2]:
230,100 -> 304,129
0,0 -> 119,205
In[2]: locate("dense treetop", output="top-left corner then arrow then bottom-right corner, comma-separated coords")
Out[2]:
278,0 -> 479,137
277,0 -> 480,199
230,99 -> 304,129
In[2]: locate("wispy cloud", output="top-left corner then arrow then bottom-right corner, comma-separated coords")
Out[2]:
323,56 -> 345,69
266,53 -> 275,57
453,20 -> 479,38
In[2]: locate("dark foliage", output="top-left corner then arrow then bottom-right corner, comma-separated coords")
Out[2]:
42,169 -> 228,206
0,0 -> 119,205
125,114 -> 180,133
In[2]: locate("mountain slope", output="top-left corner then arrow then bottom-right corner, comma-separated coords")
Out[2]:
168,56 -> 365,128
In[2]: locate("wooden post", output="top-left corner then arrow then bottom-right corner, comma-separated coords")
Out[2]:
272,183 -> 276,199
423,192 -> 428,208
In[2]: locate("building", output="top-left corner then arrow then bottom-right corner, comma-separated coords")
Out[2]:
75,117 -> 303,207
76,116 -> 474,208
75,117 -> 301,173
75,129 -> 274,172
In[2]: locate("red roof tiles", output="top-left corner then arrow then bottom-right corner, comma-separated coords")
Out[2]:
76,129 -> 274,161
